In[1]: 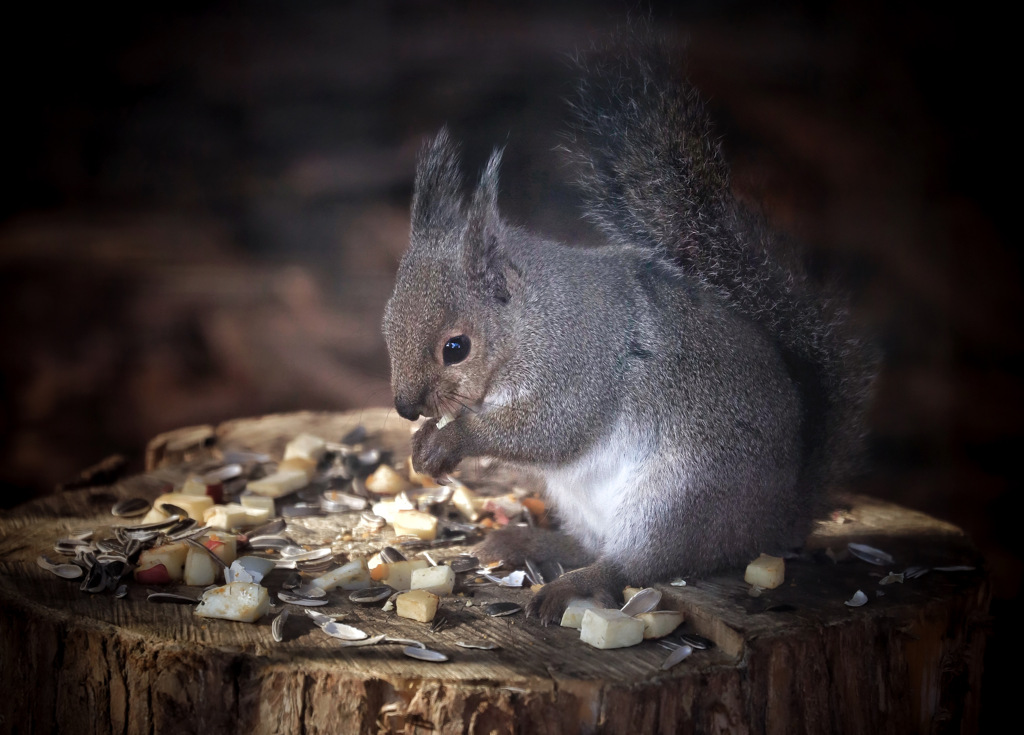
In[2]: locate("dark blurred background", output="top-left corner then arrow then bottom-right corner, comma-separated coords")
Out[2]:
1,0 -> 1019,726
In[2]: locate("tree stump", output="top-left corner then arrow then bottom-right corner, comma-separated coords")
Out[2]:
0,410 -> 989,734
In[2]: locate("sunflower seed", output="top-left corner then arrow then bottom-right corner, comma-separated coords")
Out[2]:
271,609 -> 291,642
304,609 -> 335,626
403,646 -> 448,662
660,644 -> 693,670
847,543 -> 894,566
455,639 -> 499,650
278,591 -> 328,606
147,592 -> 200,604
483,602 -> 522,617
321,621 -> 368,641
845,590 -> 869,607
677,633 -> 714,650
112,497 -> 152,518
349,587 -> 393,604
621,588 -> 662,616
380,546 -> 406,563
449,555 -> 479,574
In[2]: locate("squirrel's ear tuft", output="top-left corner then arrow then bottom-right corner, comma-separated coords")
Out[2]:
464,148 -> 510,302
411,128 -> 464,245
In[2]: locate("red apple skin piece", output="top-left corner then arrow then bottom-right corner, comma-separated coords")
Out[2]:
135,564 -> 172,584
205,483 -> 224,504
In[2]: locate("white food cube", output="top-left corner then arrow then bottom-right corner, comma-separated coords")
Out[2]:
392,510 -> 438,541
134,541 -> 189,584
246,469 -> 310,498
372,559 -> 429,591
152,492 -> 214,521
180,476 -> 209,496
451,482 -> 481,522
239,493 -> 276,514
364,464 -> 412,496
395,589 -> 439,623
194,582 -> 270,623
744,554 -> 785,589
204,503 -> 272,530
311,558 -> 371,591
410,565 -> 455,596
559,599 -> 602,629
283,433 -> 327,464
183,532 -> 237,586
579,609 -> 645,650
636,610 -> 685,639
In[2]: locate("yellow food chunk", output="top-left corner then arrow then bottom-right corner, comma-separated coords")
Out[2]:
395,589 -> 439,623
194,582 -> 270,623
579,609 -> 645,650
364,464 -> 412,496
636,610 -> 685,639
744,553 -> 785,589
410,565 -> 455,595
392,510 -> 438,541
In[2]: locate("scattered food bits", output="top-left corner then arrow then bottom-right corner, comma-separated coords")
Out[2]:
580,608 -> 645,650
395,589 -> 439,623
744,554 -> 785,590
150,492 -> 214,521
246,469 -> 310,498
194,582 -> 270,623
410,565 -> 455,596
559,599 -> 601,629
134,542 -> 189,583
364,464 -> 412,496
392,509 -> 438,541
203,503 -> 271,530
283,433 -> 327,464
373,559 -> 429,591
311,558 -> 371,591
183,533 -> 237,586
636,610 -> 684,639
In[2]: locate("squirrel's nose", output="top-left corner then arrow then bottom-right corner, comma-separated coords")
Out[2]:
394,397 -> 421,421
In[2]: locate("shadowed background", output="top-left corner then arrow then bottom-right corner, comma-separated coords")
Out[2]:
1,0 -> 1018,727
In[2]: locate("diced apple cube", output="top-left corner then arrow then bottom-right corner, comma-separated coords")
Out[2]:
580,609 -> 645,650
239,493 -> 275,513
371,559 -> 429,591
364,464 -> 411,496
183,533 -> 237,586
744,554 -> 785,589
134,541 -> 189,584
311,558 -> 372,591
559,599 -> 601,629
246,469 -> 310,498
451,482 -> 481,522
283,433 -> 326,464
395,589 -> 439,623
636,610 -> 684,639
204,503 -> 272,530
410,565 -> 455,596
392,510 -> 438,541
194,582 -> 270,623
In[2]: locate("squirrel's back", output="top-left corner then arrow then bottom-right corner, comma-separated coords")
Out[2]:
563,30 -> 877,511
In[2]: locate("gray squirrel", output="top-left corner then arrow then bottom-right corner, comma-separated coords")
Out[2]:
382,32 -> 876,622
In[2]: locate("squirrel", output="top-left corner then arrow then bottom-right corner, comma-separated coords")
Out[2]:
382,31 -> 877,623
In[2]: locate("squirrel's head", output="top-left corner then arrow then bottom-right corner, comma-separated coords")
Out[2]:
383,129 -> 518,422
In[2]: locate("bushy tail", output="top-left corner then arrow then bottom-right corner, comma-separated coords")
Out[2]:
564,31 -> 877,496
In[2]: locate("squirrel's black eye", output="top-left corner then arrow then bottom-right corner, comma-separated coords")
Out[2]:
442,335 -> 471,366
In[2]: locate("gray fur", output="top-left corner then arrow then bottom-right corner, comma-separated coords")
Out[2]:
382,33 -> 876,622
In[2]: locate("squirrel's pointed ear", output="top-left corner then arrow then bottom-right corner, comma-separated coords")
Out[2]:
464,148 -> 511,302
411,128 -> 464,245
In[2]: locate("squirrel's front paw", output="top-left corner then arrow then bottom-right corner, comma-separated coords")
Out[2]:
411,419 -> 464,480
527,565 -> 622,625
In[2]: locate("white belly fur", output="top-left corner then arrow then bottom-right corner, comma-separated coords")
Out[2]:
541,420 -> 646,555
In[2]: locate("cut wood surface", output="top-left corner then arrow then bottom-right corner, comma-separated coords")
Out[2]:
0,410 -> 990,734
